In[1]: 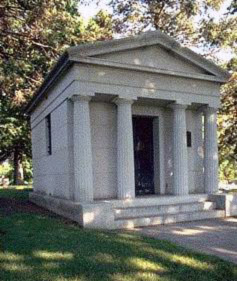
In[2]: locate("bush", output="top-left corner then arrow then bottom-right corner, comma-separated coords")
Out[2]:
0,162 -> 13,179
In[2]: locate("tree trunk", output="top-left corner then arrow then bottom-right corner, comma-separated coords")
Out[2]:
13,148 -> 24,185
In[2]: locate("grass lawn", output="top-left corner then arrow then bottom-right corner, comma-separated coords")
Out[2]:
0,187 -> 236,281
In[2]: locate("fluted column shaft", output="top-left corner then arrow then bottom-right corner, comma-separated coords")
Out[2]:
115,98 -> 135,199
72,95 -> 93,202
171,104 -> 189,195
204,107 -> 218,194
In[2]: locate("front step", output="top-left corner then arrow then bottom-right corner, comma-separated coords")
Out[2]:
109,194 -> 209,208
114,201 -> 216,219
114,210 -> 225,229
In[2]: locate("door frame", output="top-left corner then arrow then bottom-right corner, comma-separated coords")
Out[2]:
133,116 -> 155,196
132,106 -> 165,195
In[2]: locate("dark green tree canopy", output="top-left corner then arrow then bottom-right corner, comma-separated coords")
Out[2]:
0,0 -> 113,182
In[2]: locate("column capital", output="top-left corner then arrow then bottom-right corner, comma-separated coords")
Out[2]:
70,95 -> 92,103
113,97 -> 135,105
168,103 -> 188,110
202,105 -> 218,114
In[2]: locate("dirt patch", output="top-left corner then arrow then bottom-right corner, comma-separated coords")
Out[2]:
0,197 -> 78,226
0,197 -> 57,216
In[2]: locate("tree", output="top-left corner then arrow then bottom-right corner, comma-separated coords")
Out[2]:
0,98 -> 31,184
0,0 -> 112,184
110,0 -> 225,44
228,0 -> 237,14
218,58 -> 237,181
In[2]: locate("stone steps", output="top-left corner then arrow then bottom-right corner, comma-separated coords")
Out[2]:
114,209 -> 225,229
114,201 -> 216,219
108,194 -> 209,208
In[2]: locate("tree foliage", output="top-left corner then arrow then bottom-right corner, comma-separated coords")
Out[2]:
0,0 -> 112,183
218,58 -> 237,181
110,0 -> 222,44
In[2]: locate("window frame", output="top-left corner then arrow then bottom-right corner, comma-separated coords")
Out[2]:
187,131 -> 192,148
46,114 -> 52,155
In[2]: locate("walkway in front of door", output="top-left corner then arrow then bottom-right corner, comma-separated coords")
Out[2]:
135,218 -> 237,264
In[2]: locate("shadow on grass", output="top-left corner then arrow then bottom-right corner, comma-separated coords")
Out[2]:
0,189 -> 236,281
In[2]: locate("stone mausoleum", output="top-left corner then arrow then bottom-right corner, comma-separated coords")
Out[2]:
26,31 -> 231,229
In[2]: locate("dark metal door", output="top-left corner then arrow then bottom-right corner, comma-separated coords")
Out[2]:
133,117 -> 155,196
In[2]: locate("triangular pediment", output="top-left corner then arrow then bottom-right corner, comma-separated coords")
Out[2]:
92,45 -> 210,76
68,30 -> 230,80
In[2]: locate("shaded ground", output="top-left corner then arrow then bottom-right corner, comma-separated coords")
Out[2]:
0,196 -> 55,216
0,187 -> 237,281
0,187 -> 76,224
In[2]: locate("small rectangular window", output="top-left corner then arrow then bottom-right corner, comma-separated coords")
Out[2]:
46,114 -> 52,155
187,131 -> 192,147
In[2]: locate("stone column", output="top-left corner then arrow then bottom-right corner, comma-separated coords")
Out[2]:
72,95 -> 93,202
114,98 -> 135,199
203,106 -> 218,194
170,104 -> 189,195
193,109 -> 205,193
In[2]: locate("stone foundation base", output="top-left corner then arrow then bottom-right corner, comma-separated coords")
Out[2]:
29,192 -> 115,229
29,192 -> 232,229
209,193 -> 237,217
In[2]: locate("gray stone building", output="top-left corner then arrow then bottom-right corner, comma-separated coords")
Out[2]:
26,31 -> 231,229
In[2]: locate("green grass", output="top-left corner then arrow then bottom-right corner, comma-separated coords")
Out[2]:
0,187 -> 237,281
0,185 -> 32,199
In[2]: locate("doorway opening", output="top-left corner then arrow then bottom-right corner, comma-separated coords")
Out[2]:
133,116 -> 155,196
